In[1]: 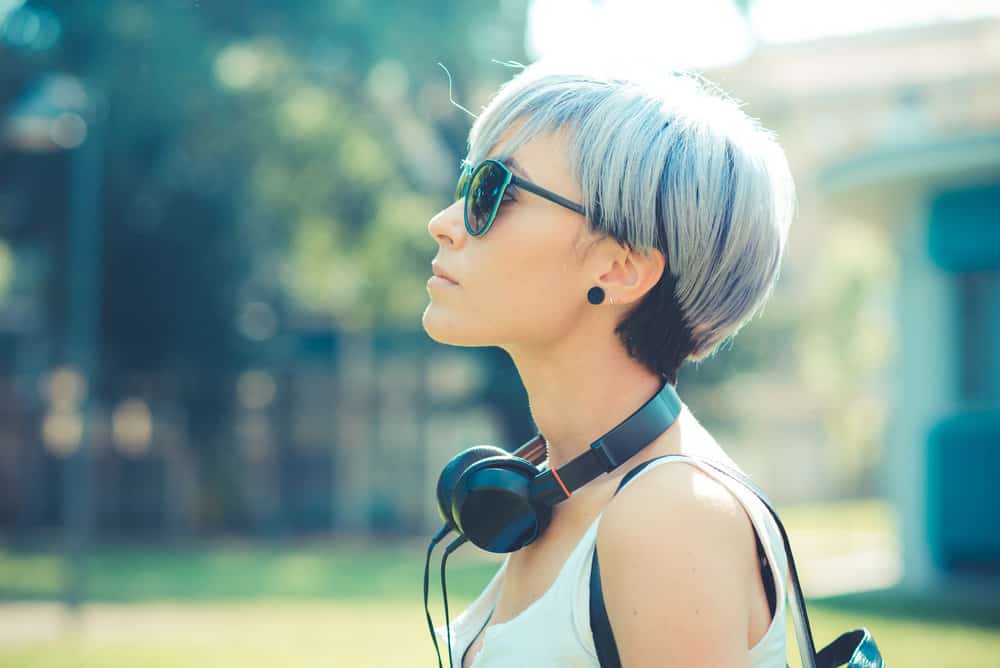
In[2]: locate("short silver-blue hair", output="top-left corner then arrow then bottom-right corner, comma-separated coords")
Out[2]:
465,60 -> 796,377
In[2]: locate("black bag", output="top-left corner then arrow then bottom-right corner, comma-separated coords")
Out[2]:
588,455 -> 885,667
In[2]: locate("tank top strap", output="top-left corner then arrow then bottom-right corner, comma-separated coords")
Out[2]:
613,453 -> 771,502
612,455 -> 690,496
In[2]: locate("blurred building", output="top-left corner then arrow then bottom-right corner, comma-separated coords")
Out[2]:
710,17 -> 1000,596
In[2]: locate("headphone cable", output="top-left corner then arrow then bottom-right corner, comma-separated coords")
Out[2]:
441,534 -> 469,668
424,524 -> 452,668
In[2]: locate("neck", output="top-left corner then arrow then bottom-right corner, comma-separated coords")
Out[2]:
504,327 -> 681,472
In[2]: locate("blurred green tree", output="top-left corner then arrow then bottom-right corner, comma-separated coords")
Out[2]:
0,0 -> 531,526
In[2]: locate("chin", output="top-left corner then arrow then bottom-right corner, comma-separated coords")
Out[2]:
421,303 -> 492,348
421,302 -> 461,345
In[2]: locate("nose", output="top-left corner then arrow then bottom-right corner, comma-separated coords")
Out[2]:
428,199 -> 467,249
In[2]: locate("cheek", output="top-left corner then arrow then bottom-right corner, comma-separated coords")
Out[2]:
423,211 -> 588,346
490,237 -> 586,335
489,220 -> 578,299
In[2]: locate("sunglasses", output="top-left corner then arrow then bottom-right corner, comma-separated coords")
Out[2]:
454,159 -> 586,237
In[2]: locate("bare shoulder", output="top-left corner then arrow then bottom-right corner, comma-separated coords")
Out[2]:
595,461 -> 756,667
598,460 -> 758,573
608,405 -> 752,523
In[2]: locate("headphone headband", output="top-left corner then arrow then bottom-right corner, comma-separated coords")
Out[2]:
529,381 -> 682,506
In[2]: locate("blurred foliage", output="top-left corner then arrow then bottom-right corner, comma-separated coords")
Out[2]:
0,0 -> 530,521
794,221 -> 897,485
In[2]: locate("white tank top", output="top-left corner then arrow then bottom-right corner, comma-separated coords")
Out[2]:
435,455 -> 789,667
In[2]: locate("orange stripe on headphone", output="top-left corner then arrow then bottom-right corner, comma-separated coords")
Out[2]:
551,467 -> 571,499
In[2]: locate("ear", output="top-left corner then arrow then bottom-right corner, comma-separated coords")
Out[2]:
595,244 -> 665,306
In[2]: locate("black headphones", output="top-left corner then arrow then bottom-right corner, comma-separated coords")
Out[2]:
434,380 -> 683,553
425,380 -> 685,668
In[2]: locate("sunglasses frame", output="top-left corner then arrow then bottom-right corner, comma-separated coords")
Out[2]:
456,159 -> 586,237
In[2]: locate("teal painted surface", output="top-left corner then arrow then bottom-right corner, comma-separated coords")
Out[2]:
928,183 -> 1000,272
926,410 -> 1000,573
954,272 -> 1000,403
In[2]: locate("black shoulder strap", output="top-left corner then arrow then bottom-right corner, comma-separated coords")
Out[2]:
588,455 -> 778,668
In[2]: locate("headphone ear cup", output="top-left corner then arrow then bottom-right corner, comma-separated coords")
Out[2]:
436,445 -> 509,529
452,455 -> 545,553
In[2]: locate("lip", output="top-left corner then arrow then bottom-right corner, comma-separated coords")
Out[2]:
427,275 -> 459,289
431,263 -> 459,285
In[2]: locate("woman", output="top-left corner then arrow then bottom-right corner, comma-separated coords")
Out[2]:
424,60 -> 796,667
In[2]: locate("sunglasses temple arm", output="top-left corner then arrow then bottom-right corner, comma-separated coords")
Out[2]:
510,175 -> 586,216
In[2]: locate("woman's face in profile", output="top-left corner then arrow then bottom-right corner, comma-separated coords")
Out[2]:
423,125 -> 601,352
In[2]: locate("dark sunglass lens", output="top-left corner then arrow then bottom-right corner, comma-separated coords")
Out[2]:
466,162 -> 508,235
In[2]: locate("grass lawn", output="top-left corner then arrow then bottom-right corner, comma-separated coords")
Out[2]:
0,498 -> 997,667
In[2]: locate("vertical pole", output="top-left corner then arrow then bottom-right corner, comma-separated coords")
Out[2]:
333,332 -> 374,532
63,109 -> 103,611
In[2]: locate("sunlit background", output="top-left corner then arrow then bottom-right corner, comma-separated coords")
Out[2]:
0,1 -> 998,666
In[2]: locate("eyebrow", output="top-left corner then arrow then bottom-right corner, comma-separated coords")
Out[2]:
502,157 -> 533,181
